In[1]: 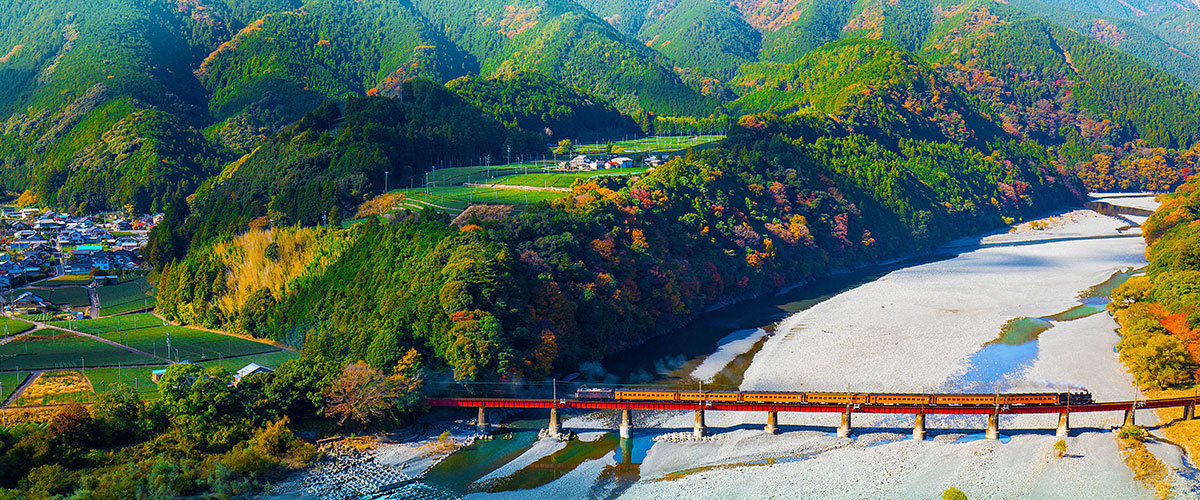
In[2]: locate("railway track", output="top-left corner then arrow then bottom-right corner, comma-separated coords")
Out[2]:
426,396 -> 1181,415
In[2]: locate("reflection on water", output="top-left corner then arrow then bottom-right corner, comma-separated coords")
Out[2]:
947,268 -> 1138,392
478,434 -> 619,493
421,417 -> 542,493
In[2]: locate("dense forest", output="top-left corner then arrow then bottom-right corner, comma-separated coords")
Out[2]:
155,107 -> 1082,383
4,0 -> 1200,213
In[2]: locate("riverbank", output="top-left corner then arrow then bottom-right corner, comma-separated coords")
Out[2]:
606,204 -> 1194,499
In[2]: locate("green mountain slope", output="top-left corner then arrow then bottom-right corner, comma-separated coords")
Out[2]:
412,0 -> 719,116
447,71 -> 640,141
1007,0 -> 1200,87
733,38 -> 1003,145
639,0 -> 762,76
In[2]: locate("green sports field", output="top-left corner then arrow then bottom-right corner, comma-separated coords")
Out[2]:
488,167 -> 649,189
396,186 -> 568,213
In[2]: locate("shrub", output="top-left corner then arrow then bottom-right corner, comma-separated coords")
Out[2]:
943,486 -> 968,500
1119,425 -> 1147,441
1053,439 -> 1067,458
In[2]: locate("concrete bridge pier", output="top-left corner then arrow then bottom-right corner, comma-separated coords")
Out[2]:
1123,408 -> 1136,427
765,410 -> 779,434
477,407 -> 489,431
693,409 -> 707,438
620,408 -> 633,439
913,412 -> 926,441
985,413 -> 1000,440
549,407 -> 561,436
1185,404 -> 1194,421
837,408 -> 852,438
1056,411 -> 1070,438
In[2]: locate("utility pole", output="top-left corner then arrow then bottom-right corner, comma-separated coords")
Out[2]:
385,171 -> 389,193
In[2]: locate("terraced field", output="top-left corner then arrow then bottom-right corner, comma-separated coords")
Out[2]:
0,332 -> 159,370
97,277 -> 155,316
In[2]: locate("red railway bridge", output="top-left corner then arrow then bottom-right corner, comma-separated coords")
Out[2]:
426,396 -> 1200,440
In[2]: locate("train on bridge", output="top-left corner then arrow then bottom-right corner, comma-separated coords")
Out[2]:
575,388 -> 1093,407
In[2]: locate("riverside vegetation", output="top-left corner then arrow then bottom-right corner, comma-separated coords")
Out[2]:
4,0 -> 1200,497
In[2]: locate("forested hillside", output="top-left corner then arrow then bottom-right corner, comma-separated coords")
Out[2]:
156,97 -> 1083,379
447,72 -> 641,141
1007,0 -> 1200,87
1111,176 -> 1200,389
153,79 -> 546,262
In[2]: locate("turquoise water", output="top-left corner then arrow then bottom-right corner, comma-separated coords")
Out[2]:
947,268 -> 1138,392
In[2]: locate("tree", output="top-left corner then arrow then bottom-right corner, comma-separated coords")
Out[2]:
554,139 -> 575,156
323,362 -> 398,427
92,384 -> 144,444
47,404 -> 93,446
158,363 -> 237,427
365,333 -> 402,371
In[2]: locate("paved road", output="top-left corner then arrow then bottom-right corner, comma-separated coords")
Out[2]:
86,284 -> 99,319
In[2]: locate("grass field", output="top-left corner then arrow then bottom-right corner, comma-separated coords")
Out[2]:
396,186 -> 568,213
0,318 -> 34,337
576,135 -> 724,154
47,275 -> 93,284
197,349 -> 302,372
85,365 -> 164,399
489,167 -> 649,188
49,313 -> 160,334
52,314 -> 282,361
11,286 -> 91,308
0,333 -> 159,370
97,277 -> 155,316
423,162 -> 555,186
0,371 -> 30,402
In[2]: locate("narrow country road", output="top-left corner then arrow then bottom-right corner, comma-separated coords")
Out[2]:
2,369 -> 43,407
26,319 -> 172,364
87,285 -> 99,319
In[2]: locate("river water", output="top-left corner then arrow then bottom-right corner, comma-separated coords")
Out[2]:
365,198 -> 1199,500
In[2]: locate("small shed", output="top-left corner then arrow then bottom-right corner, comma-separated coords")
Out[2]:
234,363 -> 275,384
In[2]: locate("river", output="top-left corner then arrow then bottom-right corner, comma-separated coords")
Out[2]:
317,196 -> 1200,500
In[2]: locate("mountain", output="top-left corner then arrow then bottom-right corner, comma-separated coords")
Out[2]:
446,71 -> 641,141
732,39 -> 1003,146
410,0 -> 719,116
1007,0 -> 1200,87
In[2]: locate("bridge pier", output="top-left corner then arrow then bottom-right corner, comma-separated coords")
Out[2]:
549,407 -> 561,436
1123,408 -> 1136,428
837,408 -> 852,438
913,412 -> 926,441
985,413 -> 999,440
1056,411 -> 1070,438
1185,404 -> 1194,421
477,407 -> 489,431
693,409 -> 707,438
620,408 -> 633,439
765,410 -> 779,434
